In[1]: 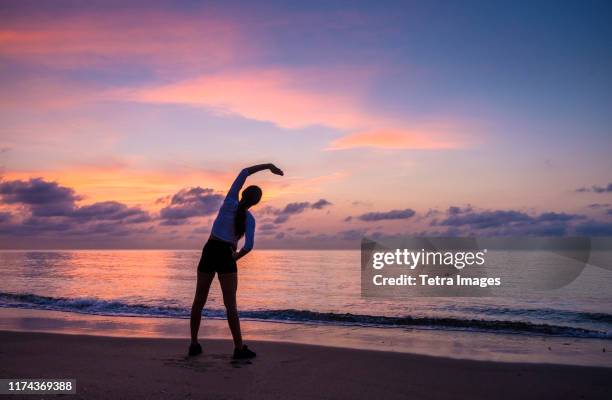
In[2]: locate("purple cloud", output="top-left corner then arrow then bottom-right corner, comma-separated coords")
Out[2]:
261,199 -> 333,224
0,178 -> 152,238
431,206 -> 588,236
73,201 -> 151,223
576,183 -> 612,193
355,208 -> 416,222
586,203 -> 610,209
338,229 -> 367,240
159,187 -> 223,222
575,221 -> 612,236
311,199 -> 333,209
0,177 -> 80,216
0,211 -> 11,223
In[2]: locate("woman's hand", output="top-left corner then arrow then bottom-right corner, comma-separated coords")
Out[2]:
269,164 -> 284,176
233,248 -> 251,261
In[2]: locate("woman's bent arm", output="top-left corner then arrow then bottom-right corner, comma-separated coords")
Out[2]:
226,163 -> 283,202
245,163 -> 283,176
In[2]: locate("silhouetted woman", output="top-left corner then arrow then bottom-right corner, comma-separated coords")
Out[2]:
189,163 -> 284,358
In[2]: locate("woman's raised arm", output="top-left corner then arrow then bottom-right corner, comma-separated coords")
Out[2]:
245,163 -> 284,176
226,164 -> 283,200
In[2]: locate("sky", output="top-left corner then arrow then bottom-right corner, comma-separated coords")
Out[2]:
0,0 -> 611,249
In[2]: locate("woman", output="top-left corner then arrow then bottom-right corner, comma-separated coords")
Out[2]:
189,163 -> 284,358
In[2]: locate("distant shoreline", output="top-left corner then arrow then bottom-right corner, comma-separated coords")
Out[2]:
1,308 -> 610,367
0,248 -> 361,252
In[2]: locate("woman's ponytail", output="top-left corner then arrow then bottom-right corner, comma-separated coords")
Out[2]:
235,203 -> 247,240
234,185 -> 262,240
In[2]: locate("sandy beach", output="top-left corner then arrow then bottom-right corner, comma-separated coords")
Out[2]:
1,331 -> 610,400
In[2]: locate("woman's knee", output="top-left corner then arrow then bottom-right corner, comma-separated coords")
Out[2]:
192,296 -> 205,309
223,298 -> 237,313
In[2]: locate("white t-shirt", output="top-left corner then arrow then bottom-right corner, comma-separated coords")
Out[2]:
211,169 -> 255,251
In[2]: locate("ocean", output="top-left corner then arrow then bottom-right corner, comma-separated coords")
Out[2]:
1,249 -> 611,340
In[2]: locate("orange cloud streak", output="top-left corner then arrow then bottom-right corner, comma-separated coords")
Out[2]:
1,167 -> 228,209
327,130 -> 461,150
1,165 -> 337,211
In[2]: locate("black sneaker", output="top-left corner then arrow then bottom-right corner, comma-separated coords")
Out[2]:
188,343 -> 202,356
233,345 -> 256,359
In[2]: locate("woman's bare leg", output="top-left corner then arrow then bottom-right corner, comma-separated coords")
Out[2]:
218,272 -> 243,349
190,271 -> 215,344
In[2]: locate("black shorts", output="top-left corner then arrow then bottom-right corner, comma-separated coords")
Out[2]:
197,237 -> 237,274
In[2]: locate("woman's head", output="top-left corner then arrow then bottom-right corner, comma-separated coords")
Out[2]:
240,185 -> 262,208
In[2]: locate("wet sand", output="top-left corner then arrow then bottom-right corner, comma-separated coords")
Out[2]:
1,331 -> 610,399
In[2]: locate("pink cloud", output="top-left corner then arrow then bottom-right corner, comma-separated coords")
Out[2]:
0,10 -> 247,73
117,68 -> 373,130
119,69 -> 470,150
1,8 -> 472,152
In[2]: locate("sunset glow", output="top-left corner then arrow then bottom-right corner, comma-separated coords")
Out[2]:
1,0 -> 611,248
